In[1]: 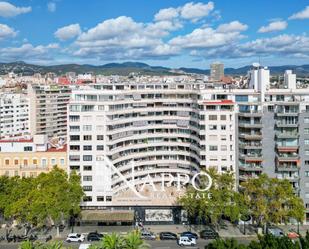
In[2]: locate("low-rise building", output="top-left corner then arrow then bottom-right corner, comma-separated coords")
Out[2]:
0,135 -> 67,177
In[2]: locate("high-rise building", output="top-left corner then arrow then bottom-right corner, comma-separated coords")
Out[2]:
28,84 -> 71,139
67,69 -> 309,224
0,93 -> 30,139
210,62 -> 224,81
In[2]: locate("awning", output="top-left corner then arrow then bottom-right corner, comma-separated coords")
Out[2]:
81,210 -> 134,222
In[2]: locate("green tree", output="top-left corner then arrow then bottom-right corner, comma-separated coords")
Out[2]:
241,174 -> 305,231
248,234 -> 300,249
100,233 -> 125,249
179,169 -> 247,229
124,231 -> 150,249
0,168 -> 84,236
206,238 -> 247,249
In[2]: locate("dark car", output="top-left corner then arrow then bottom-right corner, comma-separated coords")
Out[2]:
200,227 -> 219,239
87,232 -> 104,241
180,231 -> 198,239
159,232 -> 178,240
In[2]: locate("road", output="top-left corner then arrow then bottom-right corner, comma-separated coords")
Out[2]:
0,238 -> 253,249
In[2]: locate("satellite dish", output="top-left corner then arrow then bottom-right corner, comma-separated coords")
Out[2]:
252,62 -> 260,67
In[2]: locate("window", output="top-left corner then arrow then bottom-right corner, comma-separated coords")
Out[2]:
69,115 -> 80,122
97,196 -> 104,202
306,150 -> 309,156
209,135 -> 217,141
305,128 -> 309,134
97,135 -> 104,141
305,118 -> 309,124
221,145 -> 227,151
221,135 -> 227,141
235,95 -> 248,102
83,176 -> 92,181
42,159 -> 47,166
83,166 -> 92,171
51,158 -> 56,165
83,135 -> 92,141
83,125 -> 92,131
23,159 -> 28,166
5,159 -> 10,165
306,193 -> 309,199
83,196 -> 92,202
14,159 -> 19,165
83,145 -> 92,151
306,140 -> 309,145
106,196 -> 112,202
69,155 -> 80,161
83,186 -> 92,192
305,161 -> 309,165
305,171 -> 309,177
69,126 -> 80,132
33,159 -> 38,165
97,145 -> 104,151
221,125 -> 226,130
209,145 -> 218,151
24,146 -> 32,151
209,125 -> 217,130
220,115 -> 226,120
70,145 -> 80,151
70,135 -> 80,141
83,155 -> 92,161
209,115 -> 217,120
60,158 -> 65,166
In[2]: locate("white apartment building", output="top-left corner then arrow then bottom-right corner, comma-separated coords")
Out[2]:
0,93 -> 29,139
28,84 -> 71,139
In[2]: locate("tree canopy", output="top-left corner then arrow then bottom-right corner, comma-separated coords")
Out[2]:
0,167 -> 84,230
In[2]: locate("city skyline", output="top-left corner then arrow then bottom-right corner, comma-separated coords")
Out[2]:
0,0 -> 309,68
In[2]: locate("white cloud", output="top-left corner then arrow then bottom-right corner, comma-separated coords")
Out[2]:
0,23 -> 17,39
0,2 -> 31,17
55,24 -> 81,41
258,20 -> 288,33
169,21 -> 246,49
0,43 -> 59,61
47,2 -> 56,13
154,7 -> 179,21
74,16 -> 179,60
289,6 -> 309,20
153,2 -> 214,23
180,2 -> 214,22
217,21 -> 248,33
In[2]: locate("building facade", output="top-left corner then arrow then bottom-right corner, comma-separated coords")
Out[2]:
0,135 -> 67,177
210,62 -> 224,81
28,84 -> 71,139
0,93 -> 29,139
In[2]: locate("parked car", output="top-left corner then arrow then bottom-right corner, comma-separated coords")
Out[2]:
87,232 -> 103,241
66,233 -> 85,243
159,232 -> 177,240
200,227 -> 219,239
267,227 -> 284,237
180,231 -> 198,239
178,236 -> 197,246
141,231 -> 156,240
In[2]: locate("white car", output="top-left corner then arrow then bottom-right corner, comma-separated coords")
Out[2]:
178,236 -> 197,246
66,233 -> 85,243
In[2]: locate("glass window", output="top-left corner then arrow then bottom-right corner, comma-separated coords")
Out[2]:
236,95 -> 248,102
305,118 -> 309,124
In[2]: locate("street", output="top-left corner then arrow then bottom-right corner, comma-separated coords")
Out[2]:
0,238 -> 253,249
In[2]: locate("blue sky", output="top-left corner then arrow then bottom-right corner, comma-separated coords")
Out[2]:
0,0 -> 309,68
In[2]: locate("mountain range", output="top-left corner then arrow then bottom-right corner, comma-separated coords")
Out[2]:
1,61 -> 309,77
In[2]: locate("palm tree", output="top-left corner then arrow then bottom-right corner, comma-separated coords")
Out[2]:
43,241 -> 64,249
19,240 -> 35,249
100,233 -> 125,249
124,231 -> 150,249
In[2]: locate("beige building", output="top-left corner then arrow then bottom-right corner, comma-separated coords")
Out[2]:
0,136 -> 67,177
